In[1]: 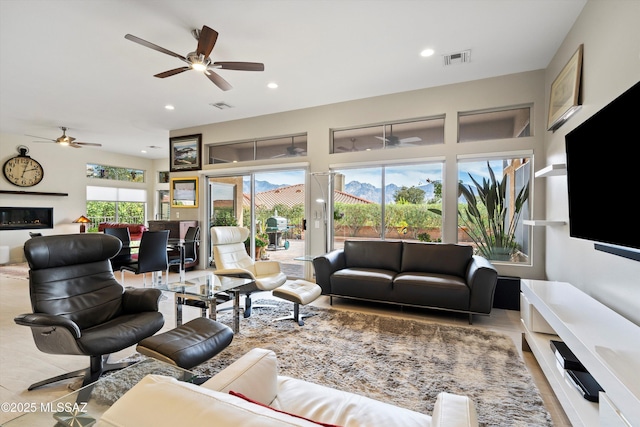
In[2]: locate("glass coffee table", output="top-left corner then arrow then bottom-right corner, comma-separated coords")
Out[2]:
3,358 -> 197,427
155,272 -> 254,333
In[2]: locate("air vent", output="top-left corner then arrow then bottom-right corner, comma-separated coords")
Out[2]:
443,50 -> 471,66
210,102 -> 234,110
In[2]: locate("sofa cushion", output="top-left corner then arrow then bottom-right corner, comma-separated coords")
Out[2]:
344,240 -> 402,272
230,391 -> 341,427
401,242 -> 473,277
96,375 -> 322,427
273,376 -> 433,427
331,268 -> 395,300
393,273 -> 470,311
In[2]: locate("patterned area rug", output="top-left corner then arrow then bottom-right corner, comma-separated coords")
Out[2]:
190,300 -> 552,427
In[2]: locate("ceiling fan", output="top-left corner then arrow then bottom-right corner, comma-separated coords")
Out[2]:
124,25 -> 264,91
375,135 -> 422,147
336,138 -> 359,152
26,127 -> 102,148
272,142 -> 307,158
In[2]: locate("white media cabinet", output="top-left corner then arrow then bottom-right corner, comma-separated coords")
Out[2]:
520,279 -> 639,426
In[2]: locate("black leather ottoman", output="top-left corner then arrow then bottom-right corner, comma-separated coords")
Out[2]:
136,317 -> 233,369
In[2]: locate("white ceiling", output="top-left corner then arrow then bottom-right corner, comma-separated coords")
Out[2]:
0,0 -> 586,159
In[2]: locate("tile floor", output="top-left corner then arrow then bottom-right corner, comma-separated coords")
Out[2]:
0,266 -> 571,425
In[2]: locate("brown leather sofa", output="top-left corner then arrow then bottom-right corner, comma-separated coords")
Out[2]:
313,240 -> 498,322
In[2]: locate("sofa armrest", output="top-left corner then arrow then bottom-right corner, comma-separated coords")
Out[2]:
431,392 -> 478,427
312,249 -> 345,295
201,348 -> 279,406
214,268 -> 257,280
466,255 -> 498,314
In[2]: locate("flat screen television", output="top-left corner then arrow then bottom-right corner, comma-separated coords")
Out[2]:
565,81 -> 640,258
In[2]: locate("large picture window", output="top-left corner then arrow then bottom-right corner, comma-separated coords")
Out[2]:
86,186 -> 146,231
331,162 -> 443,249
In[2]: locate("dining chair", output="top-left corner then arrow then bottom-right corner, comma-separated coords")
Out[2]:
104,227 -> 133,270
168,226 -> 200,272
120,230 -> 170,287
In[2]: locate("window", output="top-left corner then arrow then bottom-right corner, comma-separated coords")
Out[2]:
458,105 -> 531,143
456,157 -> 531,263
331,162 -> 443,249
86,186 -> 146,231
208,134 -> 307,164
331,116 -> 444,154
86,164 -> 145,182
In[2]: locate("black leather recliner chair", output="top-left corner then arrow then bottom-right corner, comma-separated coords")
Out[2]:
14,233 -> 165,390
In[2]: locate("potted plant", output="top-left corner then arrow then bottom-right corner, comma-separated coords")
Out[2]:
430,162 -> 529,261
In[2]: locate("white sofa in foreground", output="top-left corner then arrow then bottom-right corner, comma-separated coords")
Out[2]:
97,348 -> 478,427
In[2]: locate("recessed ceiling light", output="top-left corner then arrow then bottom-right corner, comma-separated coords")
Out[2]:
420,48 -> 435,57
141,150 -> 147,153
267,82 -> 278,89
165,105 -> 175,110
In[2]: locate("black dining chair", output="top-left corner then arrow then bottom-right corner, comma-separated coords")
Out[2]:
120,230 -> 170,287
168,226 -> 200,272
104,227 -> 133,270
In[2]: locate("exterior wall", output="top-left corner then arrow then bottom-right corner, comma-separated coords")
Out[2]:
543,0 -> 640,325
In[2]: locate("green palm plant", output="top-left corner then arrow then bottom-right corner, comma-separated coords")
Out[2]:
431,162 -> 529,261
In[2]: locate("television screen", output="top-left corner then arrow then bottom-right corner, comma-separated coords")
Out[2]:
565,81 -> 640,251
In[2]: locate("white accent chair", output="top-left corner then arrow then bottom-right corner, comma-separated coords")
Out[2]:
211,226 -> 287,317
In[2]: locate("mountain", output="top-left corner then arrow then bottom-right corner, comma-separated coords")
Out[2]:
244,180 -> 285,194
344,181 -> 434,203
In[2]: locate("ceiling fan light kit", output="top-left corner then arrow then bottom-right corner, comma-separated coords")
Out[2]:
125,25 -> 264,91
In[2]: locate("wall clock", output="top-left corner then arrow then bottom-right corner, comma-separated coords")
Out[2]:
3,146 -> 44,187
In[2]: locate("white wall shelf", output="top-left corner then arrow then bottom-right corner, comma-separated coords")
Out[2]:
523,220 -> 566,226
535,163 -> 566,178
521,279 -> 640,427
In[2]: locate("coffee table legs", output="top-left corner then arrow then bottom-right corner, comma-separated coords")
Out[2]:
175,292 -> 240,334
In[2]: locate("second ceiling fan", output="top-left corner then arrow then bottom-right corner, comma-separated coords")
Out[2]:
125,25 -> 264,91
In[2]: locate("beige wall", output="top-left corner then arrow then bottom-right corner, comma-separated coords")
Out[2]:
172,69 -> 548,280
542,0 -> 640,325
0,135 -> 165,263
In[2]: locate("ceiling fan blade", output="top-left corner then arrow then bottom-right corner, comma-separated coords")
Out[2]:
75,142 -> 103,147
155,67 -> 191,78
68,143 -> 83,148
25,134 -> 55,142
213,61 -> 265,71
124,34 -> 187,61
196,26 -> 218,58
205,70 -> 232,91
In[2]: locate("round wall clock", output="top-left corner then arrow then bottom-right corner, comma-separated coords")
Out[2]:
3,146 -> 44,187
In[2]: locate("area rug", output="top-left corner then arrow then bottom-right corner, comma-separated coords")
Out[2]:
191,300 -> 552,427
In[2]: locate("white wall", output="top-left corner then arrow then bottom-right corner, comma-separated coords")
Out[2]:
172,69 -> 548,280
543,0 -> 640,325
0,133 -> 164,263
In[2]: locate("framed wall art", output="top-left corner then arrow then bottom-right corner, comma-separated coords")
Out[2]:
170,177 -> 198,208
547,44 -> 583,131
169,134 -> 202,172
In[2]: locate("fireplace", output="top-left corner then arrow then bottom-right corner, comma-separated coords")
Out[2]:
0,207 -> 54,231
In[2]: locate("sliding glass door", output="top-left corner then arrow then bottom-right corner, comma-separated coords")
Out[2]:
208,169 -> 306,278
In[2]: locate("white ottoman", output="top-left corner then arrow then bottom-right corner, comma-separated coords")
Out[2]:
272,280 -> 322,326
